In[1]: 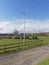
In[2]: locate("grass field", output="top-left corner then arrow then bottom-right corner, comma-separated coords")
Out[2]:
0,36 -> 49,56
37,57 -> 49,65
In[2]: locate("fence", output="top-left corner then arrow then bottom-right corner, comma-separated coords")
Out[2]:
0,40 -> 43,55
0,42 -> 31,54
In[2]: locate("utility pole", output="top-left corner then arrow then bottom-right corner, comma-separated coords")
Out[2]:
24,17 -> 25,44
22,12 -> 26,45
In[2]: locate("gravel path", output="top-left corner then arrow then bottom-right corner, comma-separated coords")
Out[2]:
0,45 -> 49,65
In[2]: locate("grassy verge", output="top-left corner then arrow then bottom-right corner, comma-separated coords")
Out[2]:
37,57 -> 49,65
0,36 -> 49,56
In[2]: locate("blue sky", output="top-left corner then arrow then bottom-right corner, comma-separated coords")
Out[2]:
0,0 -> 49,21
0,0 -> 49,33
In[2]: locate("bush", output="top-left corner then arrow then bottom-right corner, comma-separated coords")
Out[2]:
32,36 -> 37,39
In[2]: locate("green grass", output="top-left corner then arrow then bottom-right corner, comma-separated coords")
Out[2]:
0,36 -> 49,56
37,57 -> 49,65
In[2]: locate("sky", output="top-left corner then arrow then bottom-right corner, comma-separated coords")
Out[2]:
0,0 -> 49,33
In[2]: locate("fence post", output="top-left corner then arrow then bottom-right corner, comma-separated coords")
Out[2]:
4,44 -> 6,53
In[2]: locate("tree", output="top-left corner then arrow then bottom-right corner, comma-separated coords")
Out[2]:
13,29 -> 19,35
13,29 -> 20,39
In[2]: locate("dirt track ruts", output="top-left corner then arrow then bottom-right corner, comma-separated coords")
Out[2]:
0,45 -> 49,65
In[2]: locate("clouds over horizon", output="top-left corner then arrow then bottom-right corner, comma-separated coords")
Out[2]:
0,19 -> 49,33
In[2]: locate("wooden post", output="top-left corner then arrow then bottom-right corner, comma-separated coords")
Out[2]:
4,44 -> 6,53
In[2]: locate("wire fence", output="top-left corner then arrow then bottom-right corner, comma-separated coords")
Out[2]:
0,40 -> 44,55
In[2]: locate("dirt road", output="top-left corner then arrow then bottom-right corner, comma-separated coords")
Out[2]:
0,45 -> 49,65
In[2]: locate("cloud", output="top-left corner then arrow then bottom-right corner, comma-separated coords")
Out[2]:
0,19 -> 49,33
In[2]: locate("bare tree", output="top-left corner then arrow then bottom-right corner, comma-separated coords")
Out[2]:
13,29 -> 19,35
13,29 -> 20,39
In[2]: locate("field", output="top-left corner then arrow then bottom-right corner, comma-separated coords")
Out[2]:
37,57 -> 49,65
0,36 -> 49,56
